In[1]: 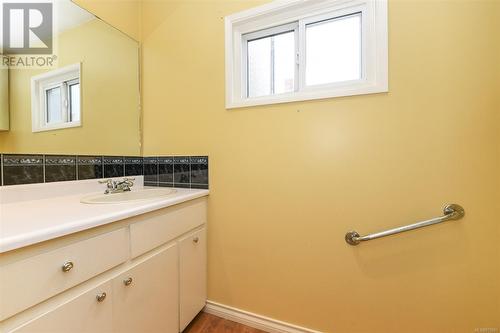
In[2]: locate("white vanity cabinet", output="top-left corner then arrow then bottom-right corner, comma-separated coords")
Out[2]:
112,244 -> 179,333
0,197 -> 208,333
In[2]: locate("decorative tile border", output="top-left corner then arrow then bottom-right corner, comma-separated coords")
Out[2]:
45,155 -> 77,183
190,156 -> 209,189
0,154 -> 209,189
77,156 -> 103,180
103,156 -> 125,178
125,157 -> 144,178
2,154 -> 44,186
143,156 -> 208,189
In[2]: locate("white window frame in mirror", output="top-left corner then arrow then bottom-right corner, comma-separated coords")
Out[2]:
31,63 -> 82,132
225,0 -> 388,109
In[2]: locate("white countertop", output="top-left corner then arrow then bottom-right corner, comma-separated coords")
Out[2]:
0,177 -> 209,253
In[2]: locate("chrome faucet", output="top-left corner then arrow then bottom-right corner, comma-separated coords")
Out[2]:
98,178 -> 135,194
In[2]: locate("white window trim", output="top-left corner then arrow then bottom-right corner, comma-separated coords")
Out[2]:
225,0 -> 388,109
31,63 -> 82,132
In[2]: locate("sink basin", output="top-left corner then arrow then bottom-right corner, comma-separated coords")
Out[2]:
81,188 -> 177,204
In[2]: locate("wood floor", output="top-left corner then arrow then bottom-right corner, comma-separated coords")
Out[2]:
184,312 -> 267,333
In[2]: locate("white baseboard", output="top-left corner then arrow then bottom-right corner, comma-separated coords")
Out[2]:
203,300 -> 322,333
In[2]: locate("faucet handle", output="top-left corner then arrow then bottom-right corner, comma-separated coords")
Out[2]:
99,179 -> 116,194
123,178 -> 135,187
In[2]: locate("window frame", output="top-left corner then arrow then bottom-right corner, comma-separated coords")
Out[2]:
31,63 -> 81,132
67,78 -> 80,122
225,0 -> 388,109
242,22 -> 299,97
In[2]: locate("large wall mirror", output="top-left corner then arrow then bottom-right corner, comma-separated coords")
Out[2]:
0,0 -> 141,156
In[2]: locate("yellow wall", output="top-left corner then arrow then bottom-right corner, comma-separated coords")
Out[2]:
141,0 -> 500,332
73,0 -> 142,42
0,19 -> 141,155
0,68 -> 8,131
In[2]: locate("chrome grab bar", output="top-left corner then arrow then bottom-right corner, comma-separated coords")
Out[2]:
345,204 -> 465,246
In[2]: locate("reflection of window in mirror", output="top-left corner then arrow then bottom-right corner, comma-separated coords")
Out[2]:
0,66 -> 8,131
31,63 -> 81,132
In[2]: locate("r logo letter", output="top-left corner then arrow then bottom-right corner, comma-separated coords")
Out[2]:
3,3 -> 53,55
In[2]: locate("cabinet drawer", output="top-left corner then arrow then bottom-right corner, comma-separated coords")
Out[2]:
130,198 -> 206,258
10,281 -> 112,333
0,228 -> 129,321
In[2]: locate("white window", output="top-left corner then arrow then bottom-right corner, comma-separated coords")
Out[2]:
31,63 -> 81,132
225,0 -> 388,108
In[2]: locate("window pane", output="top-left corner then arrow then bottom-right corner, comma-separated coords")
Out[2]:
69,83 -> 80,122
46,87 -> 62,124
273,31 -> 295,95
306,13 -> 362,86
247,30 -> 296,98
247,37 -> 271,98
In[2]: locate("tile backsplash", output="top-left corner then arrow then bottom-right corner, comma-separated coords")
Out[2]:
143,156 -> 208,189
0,154 -> 209,189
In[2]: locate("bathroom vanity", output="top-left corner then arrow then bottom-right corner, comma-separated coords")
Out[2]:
0,0 -> 208,331
0,178 -> 208,333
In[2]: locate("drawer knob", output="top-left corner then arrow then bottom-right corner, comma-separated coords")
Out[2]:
193,237 -> 199,244
61,261 -> 74,272
96,292 -> 107,302
123,277 -> 133,286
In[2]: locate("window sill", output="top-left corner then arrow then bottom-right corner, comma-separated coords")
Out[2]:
226,81 -> 388,109
32,121 -> 81,133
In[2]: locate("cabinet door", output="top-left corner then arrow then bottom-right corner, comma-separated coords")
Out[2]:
179,227 -> 207,331
12,282 -> 112,333
112,244 -> 179,333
